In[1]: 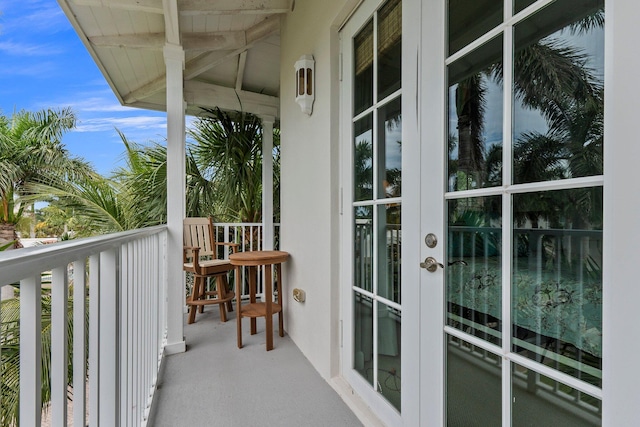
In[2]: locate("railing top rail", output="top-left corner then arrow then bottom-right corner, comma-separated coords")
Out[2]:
0,225 -> 167,287
211,222 -> 282,227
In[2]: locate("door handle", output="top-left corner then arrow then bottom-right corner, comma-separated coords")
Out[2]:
420,256 -> 444,272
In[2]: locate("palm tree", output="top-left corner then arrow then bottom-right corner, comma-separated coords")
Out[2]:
189,108 -> 269,223
0,108 -> 94,248
111,130 -> 220,227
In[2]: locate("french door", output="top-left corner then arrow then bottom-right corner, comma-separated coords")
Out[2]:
341,0 -> 404,425
419,0 -> 605,425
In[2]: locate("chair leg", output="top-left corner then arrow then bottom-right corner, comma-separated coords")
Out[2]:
219,301 -> 227,322
187,276 -> 203,324
198,276 -> 206,313
216,276 -> 228,322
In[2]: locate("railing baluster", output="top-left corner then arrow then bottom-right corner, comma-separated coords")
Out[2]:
100,248 -> 119,426
73,258 -> 87,427
89,254 -> 100,427
121,242 -> 132,427
19,274 -> 42,426
51,265 -> 69,427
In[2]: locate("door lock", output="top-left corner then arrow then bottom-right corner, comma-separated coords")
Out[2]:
425,233 -> 438,248
420,256 -> 444,272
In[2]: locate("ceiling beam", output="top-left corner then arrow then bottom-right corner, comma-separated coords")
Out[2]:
184,80 -> 279,117
178,0 -> 292,16
123,75 -> 166,104
183,32 -> 246,51
236,51 -> 248,91
184,15 -> 280,79
123,50 -> 234,103
70,0 -> 164,14
89,33 -> 165,49
88,27 -> 267,51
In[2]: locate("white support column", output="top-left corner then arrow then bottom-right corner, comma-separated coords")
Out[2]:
261,115 -> 275,250
164,43 -> 187,354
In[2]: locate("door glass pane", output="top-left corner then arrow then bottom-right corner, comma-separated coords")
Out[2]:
448,0 -> 503,55
378,0 -> 402,100
512,363 -> 601,426
355,114 -> 374,201
514,0 -> 536,14
512,187 -> 603,387
378,205 -> 401,303
355,206 -> 374,293
355,20 -> 374,116
447,196 -> 502,345
354,291 -> 374,385
448,35 -> 503,192
447,335 -> 502,426
513,0 -> 604,184
378,304 -> 401,411
378,97 -> 402,199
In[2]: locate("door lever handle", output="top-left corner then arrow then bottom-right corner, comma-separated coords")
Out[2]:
420,256 -> 444,272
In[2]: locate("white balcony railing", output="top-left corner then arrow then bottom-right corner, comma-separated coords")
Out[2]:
0,226 -> 168,427
211,222 -> 281,300
0,222 -> 277,427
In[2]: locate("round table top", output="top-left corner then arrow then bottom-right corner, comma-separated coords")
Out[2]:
228,250 -> 289,266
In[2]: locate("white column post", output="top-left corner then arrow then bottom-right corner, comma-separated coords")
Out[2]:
164,43 -> 187,354
261,116 -> 275,250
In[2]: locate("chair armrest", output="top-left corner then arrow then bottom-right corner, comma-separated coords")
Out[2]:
216,242 -> 240,254
183,246 -> 201,269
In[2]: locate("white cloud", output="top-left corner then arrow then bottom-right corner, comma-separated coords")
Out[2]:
0,40 -> 63,56
72,97 -> 133,113
0,1 -> 68,36
76,116 -> 167,133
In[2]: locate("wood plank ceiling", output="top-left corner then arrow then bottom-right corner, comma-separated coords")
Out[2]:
58,0 -> 289,118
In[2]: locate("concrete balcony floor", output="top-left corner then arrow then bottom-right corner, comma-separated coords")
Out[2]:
148,307 -> 363,427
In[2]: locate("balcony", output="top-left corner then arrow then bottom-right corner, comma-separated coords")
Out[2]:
0,224 -> 362,427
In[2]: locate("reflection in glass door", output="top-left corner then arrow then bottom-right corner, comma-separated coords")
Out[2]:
444,0 -> 604,425
351,0 -> 403,413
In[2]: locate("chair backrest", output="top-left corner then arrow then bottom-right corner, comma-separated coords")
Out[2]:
183,217 -> 216,259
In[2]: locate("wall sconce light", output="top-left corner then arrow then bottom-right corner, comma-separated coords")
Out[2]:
295,55 -> 315,115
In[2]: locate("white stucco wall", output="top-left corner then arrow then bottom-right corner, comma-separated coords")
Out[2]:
279,0 -> 357,379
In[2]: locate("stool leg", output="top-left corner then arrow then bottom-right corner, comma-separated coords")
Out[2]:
249,266 -> 257,335
236,266 -> 243,348
277,263 -> 284,337
265,265 -> 273,351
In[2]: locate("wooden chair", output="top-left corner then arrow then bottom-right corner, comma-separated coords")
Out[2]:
183,217 -> 238,323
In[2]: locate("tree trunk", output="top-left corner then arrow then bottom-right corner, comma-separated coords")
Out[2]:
0,222 -> 19,299
0,222 -> 20,249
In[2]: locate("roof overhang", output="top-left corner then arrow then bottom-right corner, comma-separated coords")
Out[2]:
57,0 -> 289,118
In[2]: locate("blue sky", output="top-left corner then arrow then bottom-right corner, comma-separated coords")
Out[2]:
0,0 -> 168,176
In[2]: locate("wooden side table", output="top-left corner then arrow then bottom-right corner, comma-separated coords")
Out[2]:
229,250 -> 289,350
